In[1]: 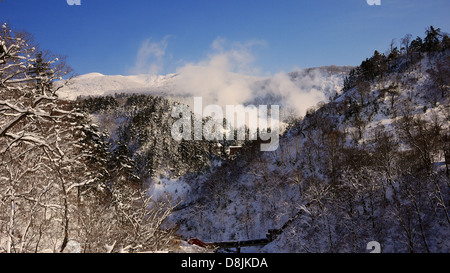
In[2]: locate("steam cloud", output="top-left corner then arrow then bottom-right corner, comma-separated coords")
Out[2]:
133,37 -> 339,118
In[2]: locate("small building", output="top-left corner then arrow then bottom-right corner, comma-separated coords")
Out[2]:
225,145 -> 242,159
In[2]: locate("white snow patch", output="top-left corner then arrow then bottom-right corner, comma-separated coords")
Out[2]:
149,177 -> 191,204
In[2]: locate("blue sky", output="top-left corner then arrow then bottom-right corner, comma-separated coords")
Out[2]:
1,0 -> 449,76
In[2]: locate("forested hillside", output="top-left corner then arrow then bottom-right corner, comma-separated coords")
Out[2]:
170,26 -> 450,253
1,22 -> 449,253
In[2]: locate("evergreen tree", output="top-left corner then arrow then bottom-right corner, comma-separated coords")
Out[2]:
423,26 -> 442,52
410,36 -> 424,53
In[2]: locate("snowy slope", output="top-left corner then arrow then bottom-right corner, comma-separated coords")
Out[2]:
168,52 -> 450,253
57,73 -> 178,100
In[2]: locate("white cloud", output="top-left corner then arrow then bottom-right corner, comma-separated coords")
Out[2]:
128,36 -> 334,118
130,36 -> 171,75
269,70 -> 326,116
172,37 -> 329,117
173,38 -> 265,106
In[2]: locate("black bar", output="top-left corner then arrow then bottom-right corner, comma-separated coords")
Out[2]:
4,253 -> 447,273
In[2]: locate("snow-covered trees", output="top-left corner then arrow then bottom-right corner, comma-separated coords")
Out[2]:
0,23 -> 78,252
0,23 -> 177,253
344,26 -> 449,94
427,55 -> 450,100
77,93 -> 217,180
3,20 -> 448,253
166,28 -> 450,253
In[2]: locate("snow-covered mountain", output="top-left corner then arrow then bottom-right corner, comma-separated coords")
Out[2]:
58,72 -> 178,100
58,66 -> 351,118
